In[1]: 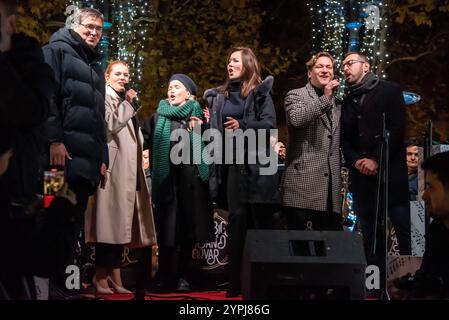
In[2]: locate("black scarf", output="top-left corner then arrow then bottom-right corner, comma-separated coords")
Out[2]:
348,72 -> 380,105
348,71 -> 379,95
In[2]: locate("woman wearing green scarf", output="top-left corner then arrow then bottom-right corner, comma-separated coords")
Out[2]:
142,74 -> 214,292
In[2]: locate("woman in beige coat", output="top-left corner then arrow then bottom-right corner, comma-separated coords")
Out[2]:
85,61 -> 156,294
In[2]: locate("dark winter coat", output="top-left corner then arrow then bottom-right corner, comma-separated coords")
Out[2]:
203,76 -> 278,204
42,28 -> 107,188
141,113 -> 214,246
341,79 -> 409,210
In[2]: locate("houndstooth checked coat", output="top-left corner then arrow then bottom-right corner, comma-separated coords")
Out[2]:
282,82 -> 342,214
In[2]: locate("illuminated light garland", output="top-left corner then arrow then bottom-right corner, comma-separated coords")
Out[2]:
109,0 -> 152,92
307,0 -> 390,96
358,1 -> 388,79
308,0 -> 347,99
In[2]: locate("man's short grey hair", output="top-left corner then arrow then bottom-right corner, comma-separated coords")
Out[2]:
71,7 -> 104,29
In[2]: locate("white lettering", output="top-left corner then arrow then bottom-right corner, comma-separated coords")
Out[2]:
65,265 -> 80,290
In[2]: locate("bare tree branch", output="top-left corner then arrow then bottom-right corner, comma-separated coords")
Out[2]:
386,51 -> 433,69
385,31 -> 449,70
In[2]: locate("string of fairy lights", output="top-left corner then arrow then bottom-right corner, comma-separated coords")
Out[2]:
358,1 -> 388,79
67,0 -> 390,96
309,0 -> 347,97
307,0 -> 389,97
67,0 -> 152,93
110,0 -> 151,91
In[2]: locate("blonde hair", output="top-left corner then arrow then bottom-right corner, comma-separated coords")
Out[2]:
306,52 -> 334,71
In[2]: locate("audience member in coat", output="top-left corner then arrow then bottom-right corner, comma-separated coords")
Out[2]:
0,0 -> 55,300
204,47 -> 277,297
391,151 -> 449,299
142,74 -> 214,292
85,61 -> 156,295
282,51 -> 342,231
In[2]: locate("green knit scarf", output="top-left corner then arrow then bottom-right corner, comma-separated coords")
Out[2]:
152,99 -> 209,200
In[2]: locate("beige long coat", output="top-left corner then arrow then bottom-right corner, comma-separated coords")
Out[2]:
85,85 -> 156,247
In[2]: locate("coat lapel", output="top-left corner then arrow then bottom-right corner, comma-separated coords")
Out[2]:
332,104 -> 341,134
109,86 -> 138,142
305,83 -> 332,132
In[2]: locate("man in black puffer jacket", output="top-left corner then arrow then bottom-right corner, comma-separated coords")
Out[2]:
42,7 -> 108,296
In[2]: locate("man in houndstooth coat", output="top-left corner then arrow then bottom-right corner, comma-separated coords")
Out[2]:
282,52 -> 342,230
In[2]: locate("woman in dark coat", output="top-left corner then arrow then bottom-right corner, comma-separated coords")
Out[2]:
142,74 -> 214,291
203,47 -> 277,297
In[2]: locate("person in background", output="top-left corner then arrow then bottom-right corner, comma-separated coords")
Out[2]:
142,149 -> 151,196
85,61 -> 156,296
405,138 -> 420,201
274,141 -> 286,163
391,151 -> 449,299
204,47 -> 277,297
270,135 -> 286,164
142,74 -> 214,292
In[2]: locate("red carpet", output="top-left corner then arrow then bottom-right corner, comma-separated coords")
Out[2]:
145,290 -> 242,300
94,290 -> 242,300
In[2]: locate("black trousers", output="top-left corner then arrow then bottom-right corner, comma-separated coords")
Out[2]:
283,177 -> 342,231
95,243 -> 124,269
153,243 -> 193,289
50,180 -> 93,289
224,165 -> 274,291
283,207 -> 342,231
356,202 -> 412,263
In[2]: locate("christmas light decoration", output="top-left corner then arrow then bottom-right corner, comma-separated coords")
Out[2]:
308,0 -> 390,96
308,0 -> 347,98
358,1 -> 388,79
109,0 -> 152,93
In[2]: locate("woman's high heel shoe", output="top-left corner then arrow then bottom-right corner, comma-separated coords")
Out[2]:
93,276 -> 114,295
107,277 -> 132,294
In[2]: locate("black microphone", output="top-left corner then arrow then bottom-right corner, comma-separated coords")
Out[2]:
124,84 -> 140,111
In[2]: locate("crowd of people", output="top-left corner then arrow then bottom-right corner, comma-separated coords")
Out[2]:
1,2 -> 448,300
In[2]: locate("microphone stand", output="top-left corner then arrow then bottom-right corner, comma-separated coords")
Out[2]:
423,121 -> 432,235
372,112 -> 390,300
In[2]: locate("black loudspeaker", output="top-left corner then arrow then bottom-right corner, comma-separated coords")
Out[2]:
242,230 -> 367,300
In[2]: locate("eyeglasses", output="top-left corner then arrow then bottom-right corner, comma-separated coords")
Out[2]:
341,60 -> 365,70
80,23 -> 103,33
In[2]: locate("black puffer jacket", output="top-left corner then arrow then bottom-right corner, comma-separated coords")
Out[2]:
42,28 -> 107,187
204,76 -> 278,204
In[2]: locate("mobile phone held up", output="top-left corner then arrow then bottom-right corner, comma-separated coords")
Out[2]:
43,167 -> 64,208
